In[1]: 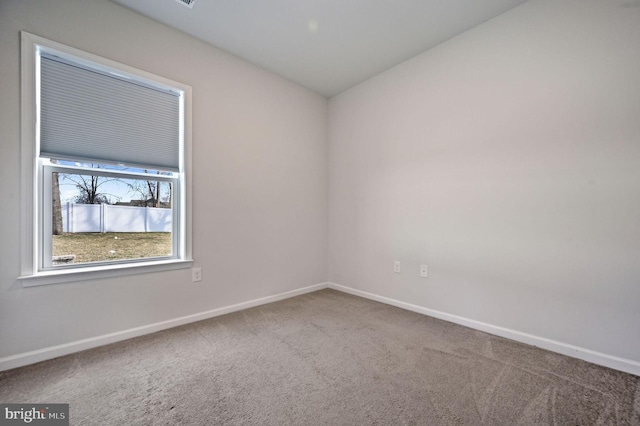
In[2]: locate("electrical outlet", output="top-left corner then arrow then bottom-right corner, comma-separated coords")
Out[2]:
394,261 -> 401,273
192,267 -> 202,282
420,264 -> 428,278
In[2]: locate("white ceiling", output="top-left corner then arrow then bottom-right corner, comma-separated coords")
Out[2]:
112,0 -> 527,97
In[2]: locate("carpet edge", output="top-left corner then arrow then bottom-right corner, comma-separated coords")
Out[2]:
0,282 -> 330,372
327,282 -> 640,377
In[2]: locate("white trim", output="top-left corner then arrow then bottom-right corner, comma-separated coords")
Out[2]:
3,281 -> 638,376
19,31 -> 193,284
0,283 -> 327,372
327,283 -> 640,377
18,259 -> 193,287
25,32 -> 187,98
20,31 -> 38,278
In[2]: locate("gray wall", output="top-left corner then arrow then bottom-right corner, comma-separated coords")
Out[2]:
0,0 -> 328,358
2,0 -> 639,370
329,0 -> 640,362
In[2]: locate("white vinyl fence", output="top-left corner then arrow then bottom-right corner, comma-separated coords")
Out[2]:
62,203 -> 171,233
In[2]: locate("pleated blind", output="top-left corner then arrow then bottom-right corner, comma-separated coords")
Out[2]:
40,54 -> 181,171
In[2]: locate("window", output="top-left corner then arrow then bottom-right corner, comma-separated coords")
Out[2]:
20,32 -> 192,286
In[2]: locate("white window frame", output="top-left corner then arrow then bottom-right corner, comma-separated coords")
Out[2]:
41,162 -> 181,269
19,32 -> 193,287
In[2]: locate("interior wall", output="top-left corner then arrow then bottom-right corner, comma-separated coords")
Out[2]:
328,0 -> 640,362
0,0 -> 328,359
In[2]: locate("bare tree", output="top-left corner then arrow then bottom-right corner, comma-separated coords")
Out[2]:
146,179 -> 160,207
51,159 -> 64,235
61,164 -> 121,205
164,182 -> 172,207
128,171 -> 171,208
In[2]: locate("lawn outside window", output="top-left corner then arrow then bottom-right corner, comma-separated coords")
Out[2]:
19,32 -> 193,286
44,162 -> 178,268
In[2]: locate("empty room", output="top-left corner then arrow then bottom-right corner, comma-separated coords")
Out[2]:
1,0 -> 639,424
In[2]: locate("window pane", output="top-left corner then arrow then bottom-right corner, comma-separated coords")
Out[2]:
51,170 -> 173,266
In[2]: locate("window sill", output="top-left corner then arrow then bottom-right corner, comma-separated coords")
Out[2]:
18,259 -> 193,287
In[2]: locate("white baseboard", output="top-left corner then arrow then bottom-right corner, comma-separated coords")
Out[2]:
4,281 -> 639,377
0,282 -> 328,372
327,282 -> 640,377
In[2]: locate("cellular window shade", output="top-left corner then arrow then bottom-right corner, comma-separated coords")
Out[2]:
39,54 -> 181,171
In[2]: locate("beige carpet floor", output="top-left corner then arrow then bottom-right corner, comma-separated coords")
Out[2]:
1,289 -> 639,425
